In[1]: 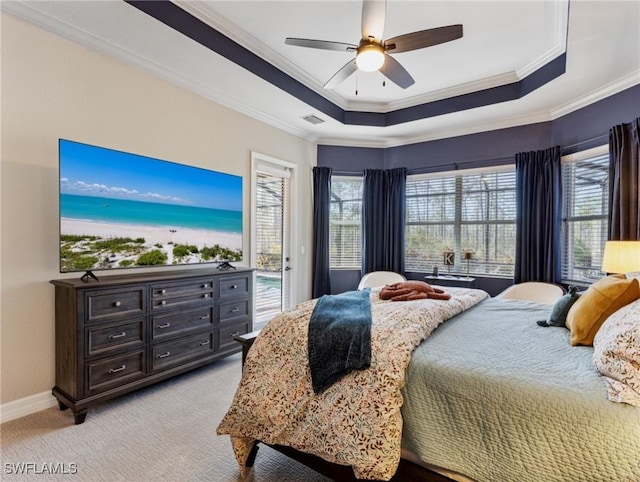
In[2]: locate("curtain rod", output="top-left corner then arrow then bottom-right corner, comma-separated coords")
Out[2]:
562,134 -> 608,152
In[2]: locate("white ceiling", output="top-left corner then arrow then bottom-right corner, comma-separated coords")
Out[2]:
3,0 -> 639,147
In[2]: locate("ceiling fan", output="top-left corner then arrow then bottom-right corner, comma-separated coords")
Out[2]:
285,0 -> 463,90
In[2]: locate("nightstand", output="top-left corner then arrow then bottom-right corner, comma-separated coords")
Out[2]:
234,330 -> 261,365
425,275 -> 476,288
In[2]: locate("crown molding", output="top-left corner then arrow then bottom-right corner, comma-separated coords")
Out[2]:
174,0 -> 567,116
318,110 -> 553,149
516,0 -> 568,80
5,0 -> 635,151
550,71 -> 640,119
2,1 -> 317,144
174,0 -> 348,110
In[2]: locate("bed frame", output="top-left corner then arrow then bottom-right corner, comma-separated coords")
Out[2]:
246,442 -> 453,481
235,332 -> 454,482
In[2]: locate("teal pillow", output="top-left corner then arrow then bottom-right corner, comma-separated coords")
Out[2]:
537,286 -> 580,327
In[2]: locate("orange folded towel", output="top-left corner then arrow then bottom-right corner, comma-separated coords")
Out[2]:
379,280 -> 451,301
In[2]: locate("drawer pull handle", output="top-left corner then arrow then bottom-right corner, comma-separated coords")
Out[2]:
114,301 -> 122,307
108,365 -> 126,374
161,289 -> 167,294
199,340 -> 210,346
231,284 -> 238,289
230,331 -> 240,337
108,332 -> 126,340
199,315 -> 210,320
156,323 -> 171,329
203,294 -> 209,298
231,307 -> 240,313
203,284 -> 209,288
156,352 -> 171,359
160,300 -> 167,305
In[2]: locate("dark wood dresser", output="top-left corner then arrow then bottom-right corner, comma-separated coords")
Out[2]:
50,267 -> 253,424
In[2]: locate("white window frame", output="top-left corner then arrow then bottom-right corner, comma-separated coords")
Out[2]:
329,176 -> 363,269
405,165 -> 516,277
561,145 -> 609,284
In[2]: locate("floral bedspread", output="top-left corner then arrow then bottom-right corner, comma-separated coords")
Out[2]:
216,287 -> 489,480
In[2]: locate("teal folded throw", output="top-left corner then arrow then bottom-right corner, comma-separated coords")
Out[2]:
308,289 -> 372,394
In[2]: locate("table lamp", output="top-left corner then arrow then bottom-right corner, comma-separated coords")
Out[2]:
601,240 -> 640,274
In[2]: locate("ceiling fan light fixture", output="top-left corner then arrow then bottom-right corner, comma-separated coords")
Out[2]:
356,44 -> 385,72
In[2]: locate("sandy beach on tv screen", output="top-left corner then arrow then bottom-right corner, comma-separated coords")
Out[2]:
61,219 -> 242,250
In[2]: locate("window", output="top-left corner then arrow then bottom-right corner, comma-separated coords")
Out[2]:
405,167 -> 516,276
330,177 -> 363,268
561,146 -> 609,284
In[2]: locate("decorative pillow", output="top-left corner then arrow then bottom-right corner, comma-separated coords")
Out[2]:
565,274 -> 640,346
626,272 -> 640,282
592,299 -> 640,406
537,286 -> 580,327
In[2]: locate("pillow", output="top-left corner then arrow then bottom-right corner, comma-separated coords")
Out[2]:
626,271 -> 640,281
592,299 -> 640,406
537,286 -> 581,327
565,274 -> 640,346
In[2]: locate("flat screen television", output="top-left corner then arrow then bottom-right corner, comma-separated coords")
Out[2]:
59,139 -> 243,279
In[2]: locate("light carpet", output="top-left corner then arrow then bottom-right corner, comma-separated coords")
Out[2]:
0,353 -> 330,481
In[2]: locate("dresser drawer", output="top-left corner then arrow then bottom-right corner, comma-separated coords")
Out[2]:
219,275 -> 250,300
150,279 -> 214,310
151,306 -> 214,340
87,351 -> 145,394
151,332 -> 214,372
85,287 -> 145,322
219,299 -> 250,324
86,319 -> 145,357
218,321 -> 250,351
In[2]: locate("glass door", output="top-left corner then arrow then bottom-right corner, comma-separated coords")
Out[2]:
252,154 -> 293,326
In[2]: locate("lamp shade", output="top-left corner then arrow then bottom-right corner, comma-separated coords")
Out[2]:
601,241 -> 640,274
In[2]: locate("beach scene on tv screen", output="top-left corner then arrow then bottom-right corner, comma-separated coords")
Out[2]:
59,140 -> 243,272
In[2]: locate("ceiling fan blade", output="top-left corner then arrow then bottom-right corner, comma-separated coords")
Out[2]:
323,59 -> 358,89
382,54 -> 414,89
285,38 -> 357,52
361,0 -> 386,43
385,24 -> 463,54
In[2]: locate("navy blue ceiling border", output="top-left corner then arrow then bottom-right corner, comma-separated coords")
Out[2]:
125,0 -> 567,128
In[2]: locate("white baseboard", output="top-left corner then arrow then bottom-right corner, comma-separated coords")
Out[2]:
0,391 -> 58,424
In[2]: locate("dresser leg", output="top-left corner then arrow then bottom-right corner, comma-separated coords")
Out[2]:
57,400 -> 69,411
73,409 -> 88,425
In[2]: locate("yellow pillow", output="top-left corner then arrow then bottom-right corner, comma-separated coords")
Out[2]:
565,274 -> 640,346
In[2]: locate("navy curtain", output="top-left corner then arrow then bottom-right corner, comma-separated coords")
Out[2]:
312,166 -> 332,298
608,118 -> 640,241
515,146 -> 562,284
362,167 -> 407,275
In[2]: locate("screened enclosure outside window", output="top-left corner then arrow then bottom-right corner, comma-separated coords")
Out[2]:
330,177 -> 363,268
405,168 -> 516,276
561,149 -> 609,284
255,171 -> 289,321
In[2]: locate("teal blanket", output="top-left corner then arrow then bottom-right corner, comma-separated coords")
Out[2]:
307,289 -> 371,393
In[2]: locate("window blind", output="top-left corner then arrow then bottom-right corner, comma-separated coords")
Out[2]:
561,151 -> 609,283
406,168 -> 516,276
330,177 -> 363,268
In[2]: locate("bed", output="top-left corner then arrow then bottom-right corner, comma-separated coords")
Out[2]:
217,282 -> 640,482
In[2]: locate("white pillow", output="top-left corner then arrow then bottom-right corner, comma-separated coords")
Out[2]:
592,299 -> 640,406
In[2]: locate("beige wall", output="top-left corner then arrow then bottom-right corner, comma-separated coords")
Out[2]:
0,13 -> 315,405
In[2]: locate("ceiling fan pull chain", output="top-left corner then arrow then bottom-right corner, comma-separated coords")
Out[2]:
355,71 -> 359,96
